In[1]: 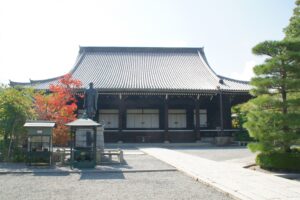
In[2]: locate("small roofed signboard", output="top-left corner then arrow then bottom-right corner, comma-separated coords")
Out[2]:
24,121 -> 55,136
24,121 -> 55,166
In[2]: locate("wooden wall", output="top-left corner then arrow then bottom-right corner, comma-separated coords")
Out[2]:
76,93 -> 250,143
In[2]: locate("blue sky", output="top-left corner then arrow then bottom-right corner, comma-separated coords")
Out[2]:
0,0 -> 295,84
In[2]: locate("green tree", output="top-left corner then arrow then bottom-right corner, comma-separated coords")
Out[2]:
244,1 -> 300,154
0,85 -> 36,160
232,104 -> 253,142
246,40 -> 300,152
284,0 -> 300,39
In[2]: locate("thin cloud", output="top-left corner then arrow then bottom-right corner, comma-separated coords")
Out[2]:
231,61 -> 256,81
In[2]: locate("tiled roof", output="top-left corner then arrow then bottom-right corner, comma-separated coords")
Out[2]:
24,121 -> 55,128
10,47 -> 251,93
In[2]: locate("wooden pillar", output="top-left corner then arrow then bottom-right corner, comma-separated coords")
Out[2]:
94,93 -> 100,121
164,95 -> 169,142
118,94 -> 124,142
195,95 -> 201,141
93,127 -> 97,163
219,89 -> 224,136
70,128 -> 74,169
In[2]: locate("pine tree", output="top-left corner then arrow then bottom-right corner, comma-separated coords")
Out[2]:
244,1 -> 300,153
284,0 -> 300,40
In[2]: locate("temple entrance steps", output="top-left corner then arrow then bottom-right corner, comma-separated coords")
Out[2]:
105,142 -> 213,149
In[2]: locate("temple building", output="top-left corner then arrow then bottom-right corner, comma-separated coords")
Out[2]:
10,47 -> 251,143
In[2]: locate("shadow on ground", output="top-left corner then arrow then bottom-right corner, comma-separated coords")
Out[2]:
33,171 -> 70,176
80,171 -> 125,180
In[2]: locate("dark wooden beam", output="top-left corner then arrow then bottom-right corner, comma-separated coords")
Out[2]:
118,95 -> 124,142
195,95 -> 200,140
219,89 -> 224,136
93,127 -> 97,162
164,95 -> 169,142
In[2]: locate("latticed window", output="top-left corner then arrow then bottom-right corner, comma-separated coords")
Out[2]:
29,136 -> 50,151
126,109 -> 159,128
75,129 -> 93,147
99,109 -> 119,128
194,109 -> 208,127
168,109 -> 187,128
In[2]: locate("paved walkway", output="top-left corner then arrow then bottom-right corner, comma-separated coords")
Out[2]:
171,146 -> 256,168
141,148 -> 300,200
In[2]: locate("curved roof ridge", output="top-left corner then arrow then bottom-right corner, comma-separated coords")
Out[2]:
79,46 -> 204,53
217,75 -> 250,84
17,47 -> 87,84
196,48 -> 221,84
9,80 -> 32,86
29,75 -> 64,83
69,48 -> 86,74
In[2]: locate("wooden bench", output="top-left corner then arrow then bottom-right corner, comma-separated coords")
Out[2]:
102,149 -> 124,163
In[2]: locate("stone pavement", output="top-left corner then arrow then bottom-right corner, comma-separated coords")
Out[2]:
171,146 -> 256,167
141,148 -> 300,200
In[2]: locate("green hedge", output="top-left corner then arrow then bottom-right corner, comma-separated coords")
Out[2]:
234,130 -> 254,141
11,148 -> 27,162
0,139 -> 3,161
256,152 -> 300,172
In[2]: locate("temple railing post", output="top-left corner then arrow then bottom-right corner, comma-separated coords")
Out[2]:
195,95 -> 200,141
218,87 -> 224,136
164,95 -> 169,142
93,127 -> 97,163
118,94 -> 124,142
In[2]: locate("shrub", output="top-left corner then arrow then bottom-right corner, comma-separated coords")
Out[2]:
0,140 -> 3,162
11,148 -> 27,162
234,131 -> 254,142
256,151 -> 300,172
27,156 -> 49,163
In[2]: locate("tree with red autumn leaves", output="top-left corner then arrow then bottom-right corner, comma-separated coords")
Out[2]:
34,74 -> 82,146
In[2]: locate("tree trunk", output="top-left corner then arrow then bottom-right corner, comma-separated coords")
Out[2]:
4,130 -> 8,141
281,67 -> 290,153
281,68 -> 288,115
281,87 -> 287,115
7,119 -> 16,160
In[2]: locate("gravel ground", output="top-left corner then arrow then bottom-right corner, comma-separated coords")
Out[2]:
113,153 -> 175,171
0,171 -> 233,200
0,152 -> 233,200
0,154 -> 175,173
